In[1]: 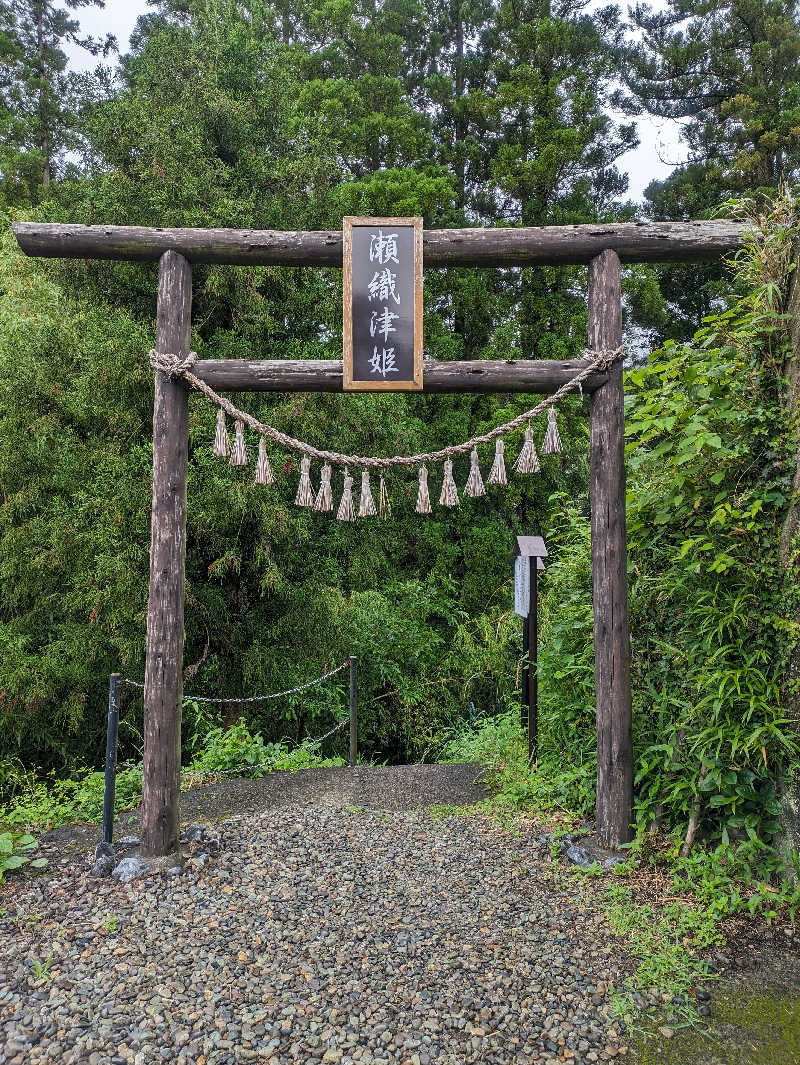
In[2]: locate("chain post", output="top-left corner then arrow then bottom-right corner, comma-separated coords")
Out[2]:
102,673 -> 120,845
349,656 -> 358,767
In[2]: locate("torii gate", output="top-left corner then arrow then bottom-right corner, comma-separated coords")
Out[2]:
13,219 -> 746,856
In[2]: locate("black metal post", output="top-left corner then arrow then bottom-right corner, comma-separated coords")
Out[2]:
102,673 -> 120,845
349,656 -> 358,767
521,616 -> 530,731
528,564 -> 538,765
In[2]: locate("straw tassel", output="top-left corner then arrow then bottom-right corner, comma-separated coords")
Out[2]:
337,468 -> 356,522
464,448 -> 485,498
514,423 -> 541,474
254,437 -> 275,485
230,420 -> 248,467
313,463 -> 333,512
487,439 -> 507,486
416,466 -> 432,514
295,455 -> 314,506
440,458 -> 459,507
542,407 -> 562,455
213,409 -> 231,459
359,470 -> 377,518
378,475 -> 391,519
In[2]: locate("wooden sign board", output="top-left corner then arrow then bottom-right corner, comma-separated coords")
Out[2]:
343,216 -> 423,391
514,553 -> 545,617
514,556 -> 530,618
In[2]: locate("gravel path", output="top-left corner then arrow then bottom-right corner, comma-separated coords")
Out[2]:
36,765 -> 490,861
1,772 -> 632,1065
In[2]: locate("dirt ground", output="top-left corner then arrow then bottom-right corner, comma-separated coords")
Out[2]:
630,922 -> 800,1064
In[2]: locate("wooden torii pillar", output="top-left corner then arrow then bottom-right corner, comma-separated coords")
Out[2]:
141,250 -> 192,857
588,250 -> 631,848
12,219 -> 746,854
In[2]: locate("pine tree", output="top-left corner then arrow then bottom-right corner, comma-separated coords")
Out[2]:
625,0 -> 800,199
0,0 -> 114,205
287,0 -> 446,218
623,0 -> 800,337
476,0 -> 637,357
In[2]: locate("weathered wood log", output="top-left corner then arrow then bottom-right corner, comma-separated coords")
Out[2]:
588,249 -> 634,849
141,250 -> 192,859
190,358 -> 608,394
12,219 -> 747,267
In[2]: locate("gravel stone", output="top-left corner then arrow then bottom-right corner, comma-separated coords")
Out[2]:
111,856 -> 149,882
90,855 -> 115,877
564,844 -> 595,867
1,766 -> 633,1064
602,857 -> 627,871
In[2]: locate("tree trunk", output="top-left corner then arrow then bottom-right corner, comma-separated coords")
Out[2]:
454,0 -> 465,213
36,1 -> 50,189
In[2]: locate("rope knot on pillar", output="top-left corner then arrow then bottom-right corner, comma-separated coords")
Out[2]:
149,348 -> 199,377
591,344 -> 626,370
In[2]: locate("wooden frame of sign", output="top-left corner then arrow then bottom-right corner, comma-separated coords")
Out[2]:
342,216 -> 423,391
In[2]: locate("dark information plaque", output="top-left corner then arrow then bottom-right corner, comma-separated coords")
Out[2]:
343,216 -> 423,391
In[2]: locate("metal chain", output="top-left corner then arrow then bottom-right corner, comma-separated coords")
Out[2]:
308,717 -> 350,748
149,345 -> 625,470
119,660 -> 349,704
114,664 -> 351,777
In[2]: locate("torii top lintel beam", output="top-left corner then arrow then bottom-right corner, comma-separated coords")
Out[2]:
12,220 -> 747,268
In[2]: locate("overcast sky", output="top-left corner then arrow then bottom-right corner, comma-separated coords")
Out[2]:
66,0 -> 689,203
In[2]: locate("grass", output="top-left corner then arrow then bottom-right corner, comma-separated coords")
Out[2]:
604,882 -> 722,997
30,955 -> 52,982
0,718 -> 350,833
426,803 -> 478,821
443,707 -> 800,1021
0,767 -> 144,832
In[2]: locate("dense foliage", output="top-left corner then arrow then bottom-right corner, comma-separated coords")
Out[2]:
449,199 -> 800,863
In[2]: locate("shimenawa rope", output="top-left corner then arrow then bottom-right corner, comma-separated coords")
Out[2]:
148,346 -> 623,471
